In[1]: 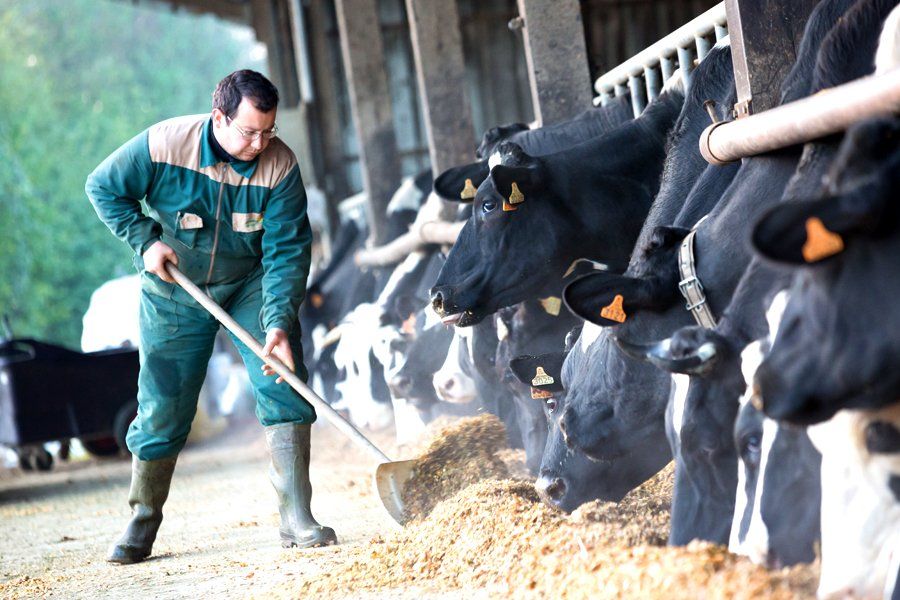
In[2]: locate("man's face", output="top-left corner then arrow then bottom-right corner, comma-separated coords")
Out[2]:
212,97 -> 277,161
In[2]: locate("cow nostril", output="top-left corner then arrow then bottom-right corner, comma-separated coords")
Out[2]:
391,375 -> 411,394
445,379 -> 455,391
535,476 -> 567,502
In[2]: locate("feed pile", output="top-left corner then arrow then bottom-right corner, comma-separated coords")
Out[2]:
400,413 -> 509,520
266,416 -> 817,599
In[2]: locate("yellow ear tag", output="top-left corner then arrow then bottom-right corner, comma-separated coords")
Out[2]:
531,387 -> 553,400
802,217 -> 844,262
600,294 -> 627,323
539,296 -> 562,316
532,366 -> 555,386
509,181 -> 525,205
460,178 -> 477,200
502,198 -> 518,212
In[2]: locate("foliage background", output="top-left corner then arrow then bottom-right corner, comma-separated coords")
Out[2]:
0,0 -> 265,347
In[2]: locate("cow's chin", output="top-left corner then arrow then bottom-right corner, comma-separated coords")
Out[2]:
441,310 -> 487,327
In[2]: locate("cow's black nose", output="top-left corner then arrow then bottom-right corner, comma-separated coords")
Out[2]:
389,374 -> 412,396
535,475 -> 567,503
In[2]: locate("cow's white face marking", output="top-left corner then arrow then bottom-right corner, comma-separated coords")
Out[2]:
488,151 -> 502,170
729,444 -> 750,553
376,251 -> 425,306
432,328 -> 477,404
579,323 -> 603,353
808,406 -> 900,599
386,176 -> 423,214
670,373 -> 690,445
742,418 -> 777,566
875,4 -> 900,74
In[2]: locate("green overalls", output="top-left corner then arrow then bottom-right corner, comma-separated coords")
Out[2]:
86,114 -> 315,461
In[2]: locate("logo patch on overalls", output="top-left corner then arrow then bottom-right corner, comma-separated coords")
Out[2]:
801,217 -> 843,262
178,212 -> 203,229
600,294 -> 627,323
232,212 -> 264,233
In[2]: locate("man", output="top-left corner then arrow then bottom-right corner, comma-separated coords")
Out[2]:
86,70 -> 336,564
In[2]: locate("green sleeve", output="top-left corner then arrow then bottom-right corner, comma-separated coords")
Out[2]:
85,129 -> 161,255
261,164 -> 313,333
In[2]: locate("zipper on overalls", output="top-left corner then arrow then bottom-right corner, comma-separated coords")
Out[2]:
205,163 -> 228,294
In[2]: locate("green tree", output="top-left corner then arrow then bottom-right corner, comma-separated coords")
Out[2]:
0,0 -> 265,346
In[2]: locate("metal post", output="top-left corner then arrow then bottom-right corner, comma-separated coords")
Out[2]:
516,0 -> 593,126
725,0 -> 821,118
405,0 -> 475,219
334,0 -> 402,244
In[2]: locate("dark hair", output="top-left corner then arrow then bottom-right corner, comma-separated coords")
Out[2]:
212,70 -> 279,118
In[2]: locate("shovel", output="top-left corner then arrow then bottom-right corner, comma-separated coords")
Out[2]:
165,263 -> 415,525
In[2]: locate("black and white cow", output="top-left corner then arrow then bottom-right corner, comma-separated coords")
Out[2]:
618,0 -> 893,552
430,77 -> 688,326
752,115 -> 900,599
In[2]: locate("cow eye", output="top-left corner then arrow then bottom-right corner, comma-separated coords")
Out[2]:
741,434 -> 761,464
482,200 -> 497,214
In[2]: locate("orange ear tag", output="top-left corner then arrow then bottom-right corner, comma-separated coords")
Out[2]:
532,366 -> 555,387
531,387 -> 553,400
502,198 -> 518,212
600,294 -> 627,323
310,293 -> 324,309
509,181 -> 525,205
460,178 -> 477,200
401,312 -> 417,335
802,217 -> 844,262
539,296 -> 562,316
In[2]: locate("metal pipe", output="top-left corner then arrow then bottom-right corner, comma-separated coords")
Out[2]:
660,55 -> 676,83
629,74 -> 647,116
677,45 -> 695,90
715,23 -> 728,40
699,69 -> 900,165
593,2 -> 725,95
614,82 -> 628,98
645,65 -> 662,102
696,35 -> 711,60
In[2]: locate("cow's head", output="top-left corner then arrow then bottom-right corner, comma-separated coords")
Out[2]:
431,143 -> 559,326
752,117 -> 900,424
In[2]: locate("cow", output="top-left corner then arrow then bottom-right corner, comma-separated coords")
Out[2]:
608,0 -> 893,549
430,74 -> 689,327
432,95 -> 633,202
726,292 -> 822,568
749,115 -> 900,599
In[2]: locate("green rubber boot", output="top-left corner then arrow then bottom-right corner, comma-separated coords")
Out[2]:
107,455 -> 178,564
265,423 -> 337,548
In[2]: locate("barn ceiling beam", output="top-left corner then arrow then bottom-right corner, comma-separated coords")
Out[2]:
334,0 -> 402,245
515,0 -> 593,126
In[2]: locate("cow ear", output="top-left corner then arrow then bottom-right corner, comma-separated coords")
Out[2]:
563,272 -> 662,326
752,196 -> 850,265
433,162 -> 489,202
509,352 -> 567,393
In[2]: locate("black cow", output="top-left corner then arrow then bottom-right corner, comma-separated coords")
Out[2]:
431,82 -> 688,327
433,95 -> 633,202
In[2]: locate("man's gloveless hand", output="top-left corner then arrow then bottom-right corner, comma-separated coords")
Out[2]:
143,240 -> 179,283
262,328 -> 294,384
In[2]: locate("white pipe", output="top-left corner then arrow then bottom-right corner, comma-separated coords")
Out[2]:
700,68 -> 900,164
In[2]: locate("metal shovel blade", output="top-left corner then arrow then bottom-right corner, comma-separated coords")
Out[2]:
374,459 -> 418,525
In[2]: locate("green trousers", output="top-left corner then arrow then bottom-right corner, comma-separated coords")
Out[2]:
127,267 -> 315,461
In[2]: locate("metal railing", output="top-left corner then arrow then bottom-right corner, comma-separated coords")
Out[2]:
593,3 -> 728,116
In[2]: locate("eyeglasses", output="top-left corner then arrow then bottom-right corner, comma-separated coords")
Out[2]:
226,116 -> 278,141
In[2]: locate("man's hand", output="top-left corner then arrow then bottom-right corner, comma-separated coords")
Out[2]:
143,240 -> 179,283
261,328 -> 294,384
